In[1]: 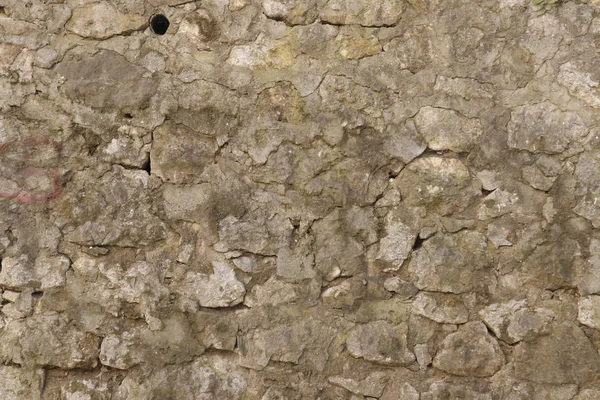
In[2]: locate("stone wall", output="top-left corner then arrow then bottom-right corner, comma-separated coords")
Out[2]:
1,0 -> 600,398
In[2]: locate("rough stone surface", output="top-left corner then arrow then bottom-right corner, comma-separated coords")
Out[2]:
2,0 -> 600,397
433,321 -> 504,377
346,320 -> 415,366
412,292 -> 469,324
0,366 -> 43,400
396,157 -> 481,216
514,323 -> 600,384
408,231 -> 494,293
328,371 -> 388,398
578,295 -> 600,329
480,300 -> 553,344
414,106 -> 484,152
507,101 -> 588,155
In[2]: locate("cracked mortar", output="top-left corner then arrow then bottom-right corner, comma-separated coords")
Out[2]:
1,0 -> 600,398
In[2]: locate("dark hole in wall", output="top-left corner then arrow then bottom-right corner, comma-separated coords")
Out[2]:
0,7 -> 5,15
150,14 -> 170,35
412,236 -> 424,251
142,156 -> 151,175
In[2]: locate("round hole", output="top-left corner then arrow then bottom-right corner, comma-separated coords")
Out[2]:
150,14 -> 170,35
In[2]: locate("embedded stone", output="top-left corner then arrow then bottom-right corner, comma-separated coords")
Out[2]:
412,292 -> 469,324
507,102 -> 588,155
185,261 -> 246,308
66,3 -> 145,39
346,320 -> 415,366
513,323 -> 600,384
479,300 -> 553,344
414,106 -> 484,152
433,321 -> 504,377
328,372 -> 388,398
56,51 -> 157,109
376,212 -> 416,271
407,231 -> 493,293
578,295 -> 600,329
320,0 -> 405,27
396,157 -> 480,216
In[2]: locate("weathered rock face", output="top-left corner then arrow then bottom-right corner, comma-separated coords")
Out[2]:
513,323 -> 600,384
346,320 -> 415,366
414,106 -> 484,152
433,321 -> 504,377
2,0 -> 600,397
407,231 -> 494,293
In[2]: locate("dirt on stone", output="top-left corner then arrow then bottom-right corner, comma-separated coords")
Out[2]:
1,0 -> 600,398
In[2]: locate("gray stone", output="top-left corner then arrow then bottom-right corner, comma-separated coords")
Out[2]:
385,124 -> 427,164
0,253 -> 69,290
151,122 -> 218,184
215,215 -> 270,255
574,152 -> 600,228
477,189 -> 520,220
320,0 -> 405,27
245,276 -> 319,307
276,239 -> 316,282
381,382 -> 419,400
162,183 -> 213,222
346,320 -> 415,366
487,222 -> 513,248
354,298 -> 411,324
312,209 -> 366,280
507,102 -> 588,155
575,389 -> 600,400
522,164 -> 556,191
99,335 -> 143,370
0,366 -> 43,400
479,301 -> 553,344
262,0 -> 319,25
328,371 -> 388,398
557,61 -> 600,109
412,292 -> 469,324
414,106 -> 484,152
490,366 -> 579,400
183,261 -> 246,308
376,212 -> 416,271
413,343 -> 432,371
114,355 -> 248,400
421,382 -> 492,400
0,315 -> 100,369
578,295 -> 600,329
440,217 -> 476,233
56,51 -> 157,109
322,276 -> 366,308
100,314 -> 205,369
433,321 -> 504,377
408,231 -> 493,293
62,167 -> 167,247
238,313 -> 340,371
477,170 -> 501,191
396,157 -> 480,216
66,3 -> 145,39
383,277 -> 419,299
513,322 -> 600,384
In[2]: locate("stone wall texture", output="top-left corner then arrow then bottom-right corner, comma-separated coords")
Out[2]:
1,0 -> 600,398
